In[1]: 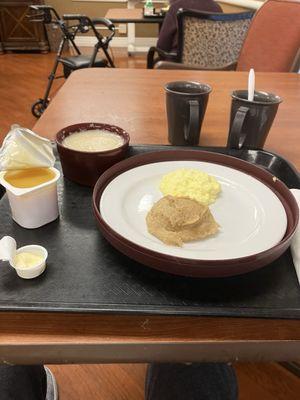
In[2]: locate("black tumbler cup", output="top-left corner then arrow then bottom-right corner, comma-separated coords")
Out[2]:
227,90 -> 282,149
165,81 -> 211,146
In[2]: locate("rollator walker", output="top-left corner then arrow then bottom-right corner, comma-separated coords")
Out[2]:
29,5 -> 115,117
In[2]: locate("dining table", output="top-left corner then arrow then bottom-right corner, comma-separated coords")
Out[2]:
105,3 -> 165,53
105,8 -> 165,25
105,8 -> 164,54
0,68 -> 300,365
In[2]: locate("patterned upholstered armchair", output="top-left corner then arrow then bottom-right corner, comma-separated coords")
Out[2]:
147,10 -> 254,70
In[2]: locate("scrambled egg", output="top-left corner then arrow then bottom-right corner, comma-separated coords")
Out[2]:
159,168 -> 221,206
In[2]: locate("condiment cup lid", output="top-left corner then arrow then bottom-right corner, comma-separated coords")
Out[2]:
0,236 -> 17,261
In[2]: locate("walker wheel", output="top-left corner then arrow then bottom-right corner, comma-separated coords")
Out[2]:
31,99 -> 49,118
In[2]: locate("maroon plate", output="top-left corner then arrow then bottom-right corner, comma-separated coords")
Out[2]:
93,150 -> 299,278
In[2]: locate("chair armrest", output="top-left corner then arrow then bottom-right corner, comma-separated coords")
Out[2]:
290,48 -> 300,72
155,61 -> 237,71
147,47 -> 177,69
154,61 -> 195,70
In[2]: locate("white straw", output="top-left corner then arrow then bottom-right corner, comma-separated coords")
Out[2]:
248,68 -> 255,101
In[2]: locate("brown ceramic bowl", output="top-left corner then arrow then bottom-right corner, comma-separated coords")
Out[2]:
93,150 -> 299,278
56,122 -> 130,187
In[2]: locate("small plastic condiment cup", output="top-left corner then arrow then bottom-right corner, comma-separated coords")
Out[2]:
10,245 -> 48,279
0,167 -> 60,229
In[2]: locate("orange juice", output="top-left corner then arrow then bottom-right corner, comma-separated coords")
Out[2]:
4,168 -> 55,188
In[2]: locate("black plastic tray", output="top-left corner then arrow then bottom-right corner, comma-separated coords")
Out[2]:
0,145 -> 299,319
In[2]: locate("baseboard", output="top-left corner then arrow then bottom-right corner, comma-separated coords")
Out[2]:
75,36 -> 157,49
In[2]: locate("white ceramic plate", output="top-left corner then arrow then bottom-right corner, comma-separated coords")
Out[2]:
100,161 -> 287,260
